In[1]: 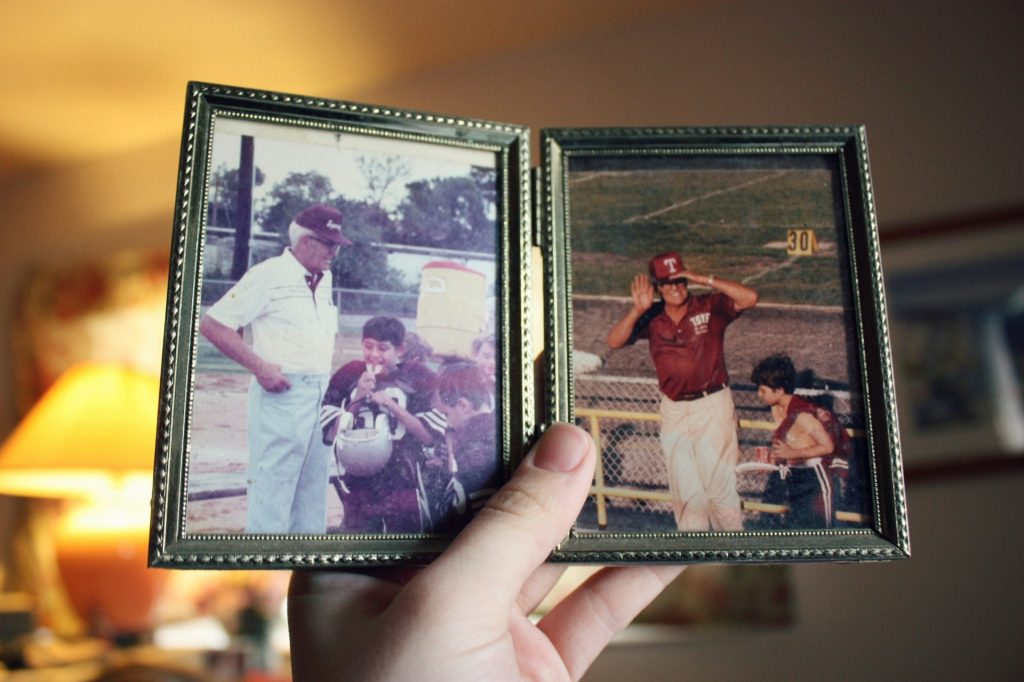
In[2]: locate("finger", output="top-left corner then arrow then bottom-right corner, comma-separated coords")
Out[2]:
411,423 -> 595,620
288,568 -> 420,621
288,570 -> 411,681
514,562 -> 569,617
538,565 -> 685,679
289,569 -> 404,607
287,571 -> 403,649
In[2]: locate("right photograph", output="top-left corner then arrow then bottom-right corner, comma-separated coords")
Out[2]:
543,127 -> 906,560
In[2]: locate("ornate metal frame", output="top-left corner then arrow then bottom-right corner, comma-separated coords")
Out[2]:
152,88 -> 908,567
150,83 -> 533,568
541,126 -> 909,563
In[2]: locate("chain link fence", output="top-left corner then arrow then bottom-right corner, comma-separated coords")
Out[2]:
573,373 -> 865,529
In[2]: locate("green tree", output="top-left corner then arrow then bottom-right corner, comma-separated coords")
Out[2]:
356,155 -> 410,210
207,163 -> 265,228
470,166 -> 497,214
256,171 -> 336,238
330,198 -> 408,293
392,173 -> 495,252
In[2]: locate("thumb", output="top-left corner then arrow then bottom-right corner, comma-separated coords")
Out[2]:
414,423 -> 595,616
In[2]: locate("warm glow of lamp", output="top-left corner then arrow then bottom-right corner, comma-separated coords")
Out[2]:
0,362 -> 165,637
0,363 -> 158,498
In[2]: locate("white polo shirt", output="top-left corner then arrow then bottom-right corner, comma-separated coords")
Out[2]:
206,248 -> 337,375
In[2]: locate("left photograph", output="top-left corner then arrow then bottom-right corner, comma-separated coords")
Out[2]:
151,84 -> 532,567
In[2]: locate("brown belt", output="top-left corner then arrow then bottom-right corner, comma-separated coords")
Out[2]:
672,383 -> 728,402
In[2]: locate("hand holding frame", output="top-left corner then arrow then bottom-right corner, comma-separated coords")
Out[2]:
287,424 -> 683,682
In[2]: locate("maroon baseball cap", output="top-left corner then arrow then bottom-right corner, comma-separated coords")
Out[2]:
648,251 -> 687,283
293,204 -> 353,246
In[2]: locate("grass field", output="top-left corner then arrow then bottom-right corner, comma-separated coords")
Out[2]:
567,168 -> 851,307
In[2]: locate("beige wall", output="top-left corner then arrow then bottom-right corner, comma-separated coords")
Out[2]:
2,1 -> 1022,678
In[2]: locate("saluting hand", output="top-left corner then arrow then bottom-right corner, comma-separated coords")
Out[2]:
630,274 -> 655,314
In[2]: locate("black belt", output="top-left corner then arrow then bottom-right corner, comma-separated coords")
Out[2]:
672,383 -> 728,402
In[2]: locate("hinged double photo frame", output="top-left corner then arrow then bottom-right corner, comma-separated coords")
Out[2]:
149,83 -> 909,569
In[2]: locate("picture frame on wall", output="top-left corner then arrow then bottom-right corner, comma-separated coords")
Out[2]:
150,83 -> 533,568
541,126 -> 908,563
881,209 -> 1024,469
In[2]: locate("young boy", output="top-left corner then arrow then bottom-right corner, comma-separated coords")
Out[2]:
418,361 -> 500,531
470,332 -> 497,410
470,333 -> 496,381
750,353 -> 850,529
320,316 -> 436,533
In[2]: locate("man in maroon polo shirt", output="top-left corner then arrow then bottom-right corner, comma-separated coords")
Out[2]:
607,251 -> 758,531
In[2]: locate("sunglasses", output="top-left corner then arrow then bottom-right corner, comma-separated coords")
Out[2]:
657,279 -> 688,288
309,236 -> 341,251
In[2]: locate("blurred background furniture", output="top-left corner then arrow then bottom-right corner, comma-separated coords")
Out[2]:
1,2 -> 1022,680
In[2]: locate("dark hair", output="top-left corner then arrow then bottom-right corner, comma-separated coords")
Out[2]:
362,316 -> 405,347
437,362 -> 492,410
751,353 -> 796,394
401,332 -> 433,364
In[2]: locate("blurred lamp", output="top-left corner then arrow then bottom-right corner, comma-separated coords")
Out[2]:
0,363 -> 165,637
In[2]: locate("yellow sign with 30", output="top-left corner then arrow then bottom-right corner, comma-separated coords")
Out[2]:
787,228 -> 818,256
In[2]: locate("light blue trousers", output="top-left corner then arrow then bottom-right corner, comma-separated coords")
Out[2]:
246,375 -> 330,534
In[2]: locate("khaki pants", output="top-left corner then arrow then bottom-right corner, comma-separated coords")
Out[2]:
659,388 -> 743,531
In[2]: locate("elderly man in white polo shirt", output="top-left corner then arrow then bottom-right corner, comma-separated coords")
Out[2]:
200,204 -> 352,534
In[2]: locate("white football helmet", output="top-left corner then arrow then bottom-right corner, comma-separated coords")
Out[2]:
335,412 -> 393,477
333,388 -> 408,477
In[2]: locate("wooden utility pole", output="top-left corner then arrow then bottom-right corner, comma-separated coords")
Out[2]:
230,135 -> 255,280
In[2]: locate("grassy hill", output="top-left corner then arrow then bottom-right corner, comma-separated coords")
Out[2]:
566,168 -> 853,308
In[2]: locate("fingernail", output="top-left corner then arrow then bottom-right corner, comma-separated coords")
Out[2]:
533,424 -> 589,472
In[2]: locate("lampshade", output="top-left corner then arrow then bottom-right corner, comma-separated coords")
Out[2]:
0,363 -> 165,636
0,362 -> 159,499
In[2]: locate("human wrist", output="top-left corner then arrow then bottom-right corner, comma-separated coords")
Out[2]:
253,357 -> 273,378
707,274 -> 715,287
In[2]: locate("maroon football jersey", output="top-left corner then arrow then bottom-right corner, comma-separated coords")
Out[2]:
629,293 -> 741,399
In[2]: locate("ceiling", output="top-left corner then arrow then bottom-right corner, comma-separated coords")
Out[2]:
0,0 -> 690,178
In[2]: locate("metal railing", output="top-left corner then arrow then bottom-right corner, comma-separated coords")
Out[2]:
573,374 -> 870,529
